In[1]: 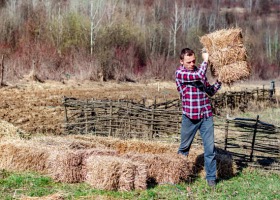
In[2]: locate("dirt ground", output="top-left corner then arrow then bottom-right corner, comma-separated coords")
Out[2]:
0,78 -> 279,135
0,79 -> 179,134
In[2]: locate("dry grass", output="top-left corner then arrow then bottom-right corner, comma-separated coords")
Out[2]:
20,193 -> 65,200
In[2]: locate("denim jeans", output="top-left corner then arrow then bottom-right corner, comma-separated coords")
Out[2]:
178,114 -> 216,181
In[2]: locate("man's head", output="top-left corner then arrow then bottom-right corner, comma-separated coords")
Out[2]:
180,48 -> 196,70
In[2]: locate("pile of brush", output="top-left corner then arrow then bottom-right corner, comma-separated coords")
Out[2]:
0,135 -> 236,191
200,28 -> 251,85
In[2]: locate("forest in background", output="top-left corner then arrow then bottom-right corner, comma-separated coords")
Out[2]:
0,0 -> 279,83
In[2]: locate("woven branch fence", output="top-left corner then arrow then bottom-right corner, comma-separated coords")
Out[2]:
211,86 -> 277,113
63,86 -> 276,137
216,115 -> 280,170
63,97 -> 182,141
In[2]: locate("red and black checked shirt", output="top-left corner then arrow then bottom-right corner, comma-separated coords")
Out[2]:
175,61 -> 221,119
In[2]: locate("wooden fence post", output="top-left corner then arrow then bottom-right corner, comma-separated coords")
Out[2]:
270,80 -> 275,98
262,85 -> 265,100
250,115 -> 259,162
256,87 -> 259,101
109,101 -> 112,136
128,101 -> 131,136
224,119 -> 229,151
150,107 -> 155,140
151,97 -> 157,140
0,55 -> 4,86
63,96 -> 68,134
85,100 -> 88,134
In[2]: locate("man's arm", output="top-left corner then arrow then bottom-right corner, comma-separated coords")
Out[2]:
175,61 -> 208,83
205,79 -> 222,97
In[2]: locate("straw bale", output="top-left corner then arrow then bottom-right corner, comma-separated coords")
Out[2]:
85,155 -> 147,191
218,61 -> 251,84
123,153 -> 192,184
200,28 -> 243,52
46,150 -> 84,183
0,120 -> 24,139
32,135 -> 106,151
85,155 -> 122,190
46,148 -> 117,183
134,162 -> 148,190
0,140 -> 49,172
19,193 -> 65,200
115,140 -> 177,154
118,160 -> 136,191
209,45 -> 247,69
200,28 -> 250,84
73,135 -> 176,154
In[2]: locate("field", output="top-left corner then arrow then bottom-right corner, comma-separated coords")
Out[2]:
0,79 -> 279,199
0,80 -> 179,135
1,79 -> 279,136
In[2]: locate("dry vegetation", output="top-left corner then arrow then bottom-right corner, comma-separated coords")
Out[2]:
0,79 -> 279,135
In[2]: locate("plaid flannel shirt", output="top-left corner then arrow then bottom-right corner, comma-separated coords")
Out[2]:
175,61 -> 221,120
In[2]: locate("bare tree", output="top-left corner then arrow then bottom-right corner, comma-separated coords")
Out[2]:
170,2 -> 182,57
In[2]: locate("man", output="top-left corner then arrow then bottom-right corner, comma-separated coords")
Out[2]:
175,48 -> 221,187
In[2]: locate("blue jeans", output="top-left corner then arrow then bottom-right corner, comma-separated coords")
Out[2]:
178,114 -> 216,181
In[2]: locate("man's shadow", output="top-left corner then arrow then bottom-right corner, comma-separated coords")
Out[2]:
187,147 -> 237,184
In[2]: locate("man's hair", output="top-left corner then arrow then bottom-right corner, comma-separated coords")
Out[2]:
180,48 -> 195,60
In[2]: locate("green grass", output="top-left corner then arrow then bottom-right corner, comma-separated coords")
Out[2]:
238,107 -> 280,126
0,168 -> 279,200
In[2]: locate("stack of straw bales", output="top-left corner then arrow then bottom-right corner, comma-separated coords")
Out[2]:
0,135 -> 236,191
200,28 -> 251,84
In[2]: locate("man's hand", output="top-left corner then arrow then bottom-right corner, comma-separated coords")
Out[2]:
202,49 -> 209,63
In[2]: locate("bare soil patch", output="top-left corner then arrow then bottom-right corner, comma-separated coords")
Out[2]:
0,80 -> 178,134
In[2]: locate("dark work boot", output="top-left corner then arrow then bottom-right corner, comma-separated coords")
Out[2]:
207,180 -> 216,187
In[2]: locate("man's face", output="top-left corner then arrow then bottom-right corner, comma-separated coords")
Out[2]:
180,54 -> 196,70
